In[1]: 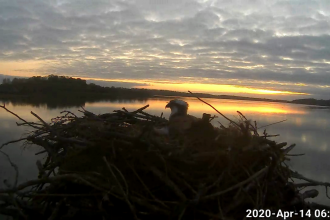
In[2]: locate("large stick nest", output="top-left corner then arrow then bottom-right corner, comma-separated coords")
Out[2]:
0,96 -> 329,220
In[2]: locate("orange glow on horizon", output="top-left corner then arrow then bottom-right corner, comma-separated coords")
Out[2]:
77,77 -> 309,96
0,61 -> 44,77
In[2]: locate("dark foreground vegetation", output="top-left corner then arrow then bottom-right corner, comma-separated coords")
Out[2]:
0,95 -> 329,219
0,75 -> 329,107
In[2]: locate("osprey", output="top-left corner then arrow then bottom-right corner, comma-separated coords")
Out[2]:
154,99 -> 219,152
154,99 -> 199,136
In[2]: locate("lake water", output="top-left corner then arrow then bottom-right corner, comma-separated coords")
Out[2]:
0,96 -> 329,207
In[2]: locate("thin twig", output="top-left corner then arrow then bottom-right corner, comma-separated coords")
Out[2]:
202,166 -> 269,200
0,138 -> 27,150
0,104 -> 41,130
131,104 -> 149,114
0,150 -> 19,188
103,157 -> 138,220
149,166 -> 187,201
0,174 -> 93,194
188,91 -> 240,127
258,119 -> 287,129
31,111 -> 51,130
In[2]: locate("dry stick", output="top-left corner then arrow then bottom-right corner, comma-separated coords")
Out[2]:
170,169 -> 197,195
48,199 -> 63,220
130,196 -> 170,215
51,137 -> 93,147
103,157 -> 138,220
217,197 -> 225,219
237,111 -> 248,121
128,163 -> 169,209
287,153 -> 305,156
204,172 -> 225,194
240,165 -> 263,207
0,150 -> 19,188
80,106 -> 91,114
149,166 -> 187,201
131,104 -> 149,114
9,193 -> 28,220
79,106 -> 97,118
16,122 -> 43,126
237,111 -> 258,134
0,105 -> 41,130
60,110 -> 78,118
290,189 -> 319,206
261,134 -> 280,138
229,169 -> 253,210
36,160 -> 46,178
31,111 -> 51,130
188,91 -> 240,128
291,170 -> 330,199
0,138 -> 27,150
35,150 -> 47,155
110,164 -> 129,196
202,166 -> 269,200
114,110 -> 157,121
258,119 -> 287,129
74,176 -> 112,194
275,142 -> 287,149
282,144 -> 296,154
139,111 -> 166,122
0,174 -> 94,194
26,193 -> 104,197
178,206 -> 187,220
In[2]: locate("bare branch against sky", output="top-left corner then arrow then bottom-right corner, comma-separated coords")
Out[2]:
0,0 -> 329,99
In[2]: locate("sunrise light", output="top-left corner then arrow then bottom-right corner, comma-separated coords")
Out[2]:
77,77 -> 308,96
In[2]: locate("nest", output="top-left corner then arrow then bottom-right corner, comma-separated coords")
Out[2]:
0,96 -> 329,220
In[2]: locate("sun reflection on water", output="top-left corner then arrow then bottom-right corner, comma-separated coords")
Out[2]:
85,97 -> 307,115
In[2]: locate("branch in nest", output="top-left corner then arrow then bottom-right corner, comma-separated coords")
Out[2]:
188,91 -> 240,128
201,166 -> 269,200
0,138 -> 27,150
0,104 -> 42,130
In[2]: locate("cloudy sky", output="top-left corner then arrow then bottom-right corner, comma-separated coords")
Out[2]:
0,0 -> 330,100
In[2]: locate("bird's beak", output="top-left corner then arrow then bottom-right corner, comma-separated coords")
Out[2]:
165,103 -> 170,109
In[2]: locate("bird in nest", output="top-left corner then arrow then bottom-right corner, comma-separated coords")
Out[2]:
154,99 -> 219,150
153,99 -> 198,136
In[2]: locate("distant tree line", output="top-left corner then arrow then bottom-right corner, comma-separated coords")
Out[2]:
0,75 -> 153,99
1,75 -> 86,94
0,75 -> 329,106
291,98 -> 330,107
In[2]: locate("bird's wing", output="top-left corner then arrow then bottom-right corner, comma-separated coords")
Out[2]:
153,126 -> 170,135
168,114 -> 200,134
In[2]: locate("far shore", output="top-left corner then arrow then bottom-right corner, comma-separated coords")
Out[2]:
0,75 -> 329,107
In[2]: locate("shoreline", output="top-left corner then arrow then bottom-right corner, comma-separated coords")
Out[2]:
1,93 -> 329,108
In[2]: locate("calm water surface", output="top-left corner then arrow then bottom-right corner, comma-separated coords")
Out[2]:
0,97 -> 329,206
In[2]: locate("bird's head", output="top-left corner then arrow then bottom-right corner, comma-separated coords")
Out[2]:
165,99 -> 189,119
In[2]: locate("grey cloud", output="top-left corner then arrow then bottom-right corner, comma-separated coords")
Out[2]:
0,4 -> 32,19
136,0 -> 202,21
0,0 -> 330,98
